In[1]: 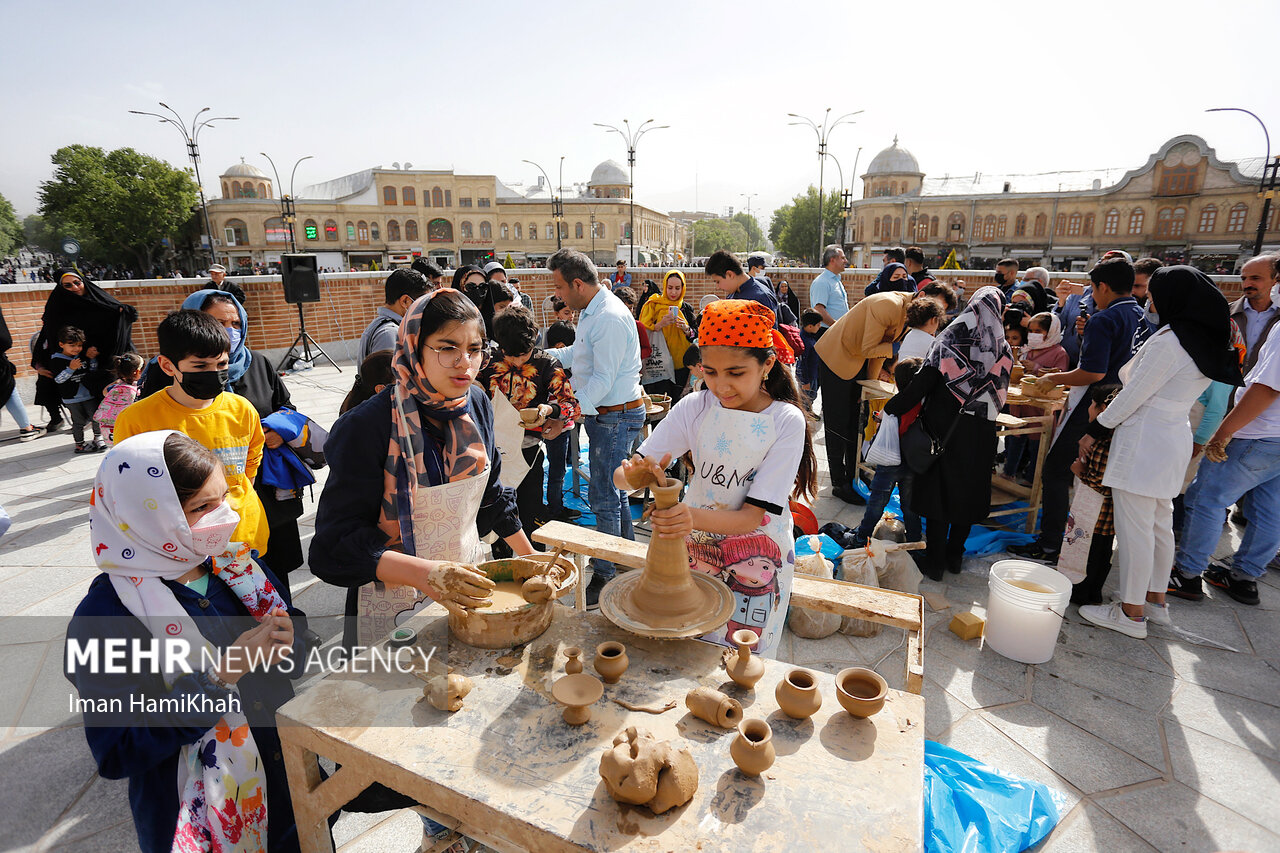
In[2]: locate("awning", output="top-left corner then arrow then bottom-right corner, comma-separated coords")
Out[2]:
1191,243 -> 1246,253
1009,249 -> 1044,258
1047,246 -> 1091,255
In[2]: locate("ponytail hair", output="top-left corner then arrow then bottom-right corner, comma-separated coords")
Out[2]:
112,352 -> 144,381
744,346 -> 818,502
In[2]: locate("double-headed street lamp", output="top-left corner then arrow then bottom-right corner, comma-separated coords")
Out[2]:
1206,107 -> 1279,256
739,193 -> 758,251
522,158 -> 564,250
129,103 -> 239,269
595,119 -> 669,267
260,153 -> 314,254
788,108 -> 862,264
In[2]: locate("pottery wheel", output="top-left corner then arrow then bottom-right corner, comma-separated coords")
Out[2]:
599,571 -> 735,639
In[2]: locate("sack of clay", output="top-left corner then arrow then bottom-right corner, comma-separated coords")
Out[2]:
838,550 -> 884,638
872,513 -> 906,543
787,553 -> 841,639
876,549 -> 922,596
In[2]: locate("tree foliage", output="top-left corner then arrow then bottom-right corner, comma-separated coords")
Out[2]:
731,212 -> 763,252
0,193 -> 22,257
38,145 -> 199,274
772,186 -> 844,265
691,218 -> 748,256
23,214 -> 58,254
768,205 -> 790,247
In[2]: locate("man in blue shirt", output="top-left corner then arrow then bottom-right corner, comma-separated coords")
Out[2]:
547,249 -> 645,607
609,260 -> 632,292
1053,282 -> 1095,368
809,244 -> 850,328
1012,257 -> 1150,562
705,250 -> 779,320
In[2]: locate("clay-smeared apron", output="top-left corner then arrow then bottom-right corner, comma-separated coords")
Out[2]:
683,406 -> 794,658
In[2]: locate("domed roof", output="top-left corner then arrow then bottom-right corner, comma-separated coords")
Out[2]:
865,137 -> 921,175
588,159 -> 630,187
222,158 -> 268,179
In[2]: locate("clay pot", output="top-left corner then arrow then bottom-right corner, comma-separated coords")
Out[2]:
835,667 -> 888,718
725,629 -> 765,689
685,686 -> 743,728
626,479 -> 703,622
519,407 -> 540,425
594,641 -> 629,684
552,673 -> 604,725
564,646 -> 584,675
729,718 -> 776,776
425,671 -> 473,713
775,668 -> 822,720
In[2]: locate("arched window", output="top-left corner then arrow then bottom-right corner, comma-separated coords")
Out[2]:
1083,213 -> 1094,236
357,221 -> 369,244
264,217 -> 289,244
324,219 -> 338,241
529,222 -> 537,240
575,222 -> 584,239
1033,213 -> 1047,237
948,212 -> 965,239
479,221 -> 492,240
500,223 -> 509,240
596,222 -> 605,239
1269,205 -> 1279,232
623,223 -> 632,240
370,221 -> 380,241
1227,203 -> 1248,232
1067,213 -> 1082,236
890,182 -> 898,196
1103,209 -> 1120,236
221,181 -> 229,198
387,220 -> 401,241
1198,205 -> 1217,232
346,221 -> 356,240
1128,208 -> 1145,235
303,218 -> 318,241
514,223 -> 522,240
403,187 -> 415,205
997,215 -> 1007,238
874,218 -> 881,237
1171,207 -> 1186,237
383,186 -> 397,205
908,215 -> 917,238
983,215 -> 997,241
1055,214 -> 1066,236
405,219 -> 419,241
546,224 -> 555,240
460,221 -> 473,239
1014,214 -> 1027,237
427,218 -> 452,242
892,217 -> 901,238
930,216 -> 939,237
258,183 -> 267,199
231,181 -> 242,197
223,219 -> 248,246
431,187 -> 444,208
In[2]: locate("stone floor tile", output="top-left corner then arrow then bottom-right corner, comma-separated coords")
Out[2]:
1052,620 -> 1175,676
0,726 -> 100,852
1152,600 -> 1251,651
925,648 -> 1023,709
1149,639 -> 1280,708
12,638 -> 80,737
1032,674 -> 1166,771
1036,801 -> 1155,853
1163,681 -> 1280,763
926,619 -> 1030,698
922,674 -> 972,738
291,576 -> 350,618
1036,646 -> 1177,713
0,641 -> 48,732
1231,604 -> 1280,660
47,817 -> 142,852
39,773 -> 136,851
337,806 -> 425,852
1164,721 -> 1280,832
1099,779 -> 1280,852
937,714 -> 1082,812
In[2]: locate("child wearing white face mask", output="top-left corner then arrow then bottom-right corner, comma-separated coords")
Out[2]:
1005,313 -> 1072,481
66,430 -> 316,853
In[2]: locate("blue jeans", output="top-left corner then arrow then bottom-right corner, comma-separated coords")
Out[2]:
1003,434 -> 1030,478
545,430 -> 570,512
855,464 -> 921,541
1176,436 -> 1280,580
3,389 -> 32,430
583,407 -> 646,580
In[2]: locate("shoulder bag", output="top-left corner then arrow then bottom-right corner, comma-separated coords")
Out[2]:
900,405 -> 967,474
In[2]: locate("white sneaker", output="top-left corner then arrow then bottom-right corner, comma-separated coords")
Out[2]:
1109,594 -> 1173,627
1079,602 -> 1148,638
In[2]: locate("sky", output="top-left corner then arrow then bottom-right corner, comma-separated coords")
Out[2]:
3,0 -> 1279,236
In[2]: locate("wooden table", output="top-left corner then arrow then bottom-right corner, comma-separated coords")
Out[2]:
278,606 -> 925,853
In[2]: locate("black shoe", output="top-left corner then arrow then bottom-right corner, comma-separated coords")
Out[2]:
553,506 -> 582,522
1204,566 -> 1260,605
1167,568 -> 1205,602
946,554 -> 963,575
45,419 -> 65,433
302,628 -> 324,649
585,574 -> 610,609
831,486 -> 866,505
1008,541 -> 1058,564
1230,507 -> 1248,526
922,559 -> 945,582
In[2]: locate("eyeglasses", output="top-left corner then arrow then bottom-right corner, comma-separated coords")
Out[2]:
61,278 -> 83,288
422,343 -> 489,369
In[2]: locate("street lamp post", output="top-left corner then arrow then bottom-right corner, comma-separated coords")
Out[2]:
522,159 -> 563,251
788,108 -> 862,265
129,103 -> 239,270
261,153 -> 314,254
739,193 -> 758,251
1206,108 -> 1277,256
595,119 -> 669,267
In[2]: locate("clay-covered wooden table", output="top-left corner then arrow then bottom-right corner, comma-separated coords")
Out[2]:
278,606 -> 924,852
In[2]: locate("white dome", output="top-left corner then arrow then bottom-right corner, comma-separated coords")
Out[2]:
588,159 -> 630,187
865,137 -> 921,175
222,158 -> 268,179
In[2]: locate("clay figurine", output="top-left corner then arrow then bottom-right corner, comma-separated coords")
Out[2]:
685,687 -> 743,729
425,670 -> 473,713
551,673 -> 604,725
724,629 -> 765,689
594,641 -> 629,683
835,667 -> 888,718
599,726 -> 699,814
775,668 -> 822,720
729,718 -> 776,776
564,646 -> 584,675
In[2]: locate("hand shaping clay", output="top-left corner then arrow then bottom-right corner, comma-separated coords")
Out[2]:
599,726 -> 699,814
425,671 -> 473,712
685,687 -> 743,728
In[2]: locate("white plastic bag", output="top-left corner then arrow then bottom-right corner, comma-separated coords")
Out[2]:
865,413 -> 901,467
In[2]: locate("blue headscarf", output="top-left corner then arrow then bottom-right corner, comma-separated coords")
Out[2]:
181,289 -> 251,387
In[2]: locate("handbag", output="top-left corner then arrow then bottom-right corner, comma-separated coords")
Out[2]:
641,327 -> 675,385
901,407 -> 967,474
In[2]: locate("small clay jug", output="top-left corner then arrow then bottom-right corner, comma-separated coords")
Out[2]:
729,718 -> 776,776
835,667 -> 888,718
725,629 -> 765,689
685,686 -> 743,728
594,641 -> 629,684
564,646 -> 584,675
775,668 -> 822,720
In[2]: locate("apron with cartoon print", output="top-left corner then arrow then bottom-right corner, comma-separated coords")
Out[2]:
684,406 -> 794,658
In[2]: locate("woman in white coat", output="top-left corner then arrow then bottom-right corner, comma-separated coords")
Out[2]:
1077,266 -> 1242,638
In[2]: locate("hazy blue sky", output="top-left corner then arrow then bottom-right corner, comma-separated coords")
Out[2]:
3,0 -> 1278,231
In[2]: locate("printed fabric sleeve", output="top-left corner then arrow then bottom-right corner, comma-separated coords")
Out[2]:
549,363 -> 580,423
1194,381 -> 1232,445
745,404 -> 806,513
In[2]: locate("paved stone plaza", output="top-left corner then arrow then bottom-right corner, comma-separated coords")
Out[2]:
2,360 -> 1278,852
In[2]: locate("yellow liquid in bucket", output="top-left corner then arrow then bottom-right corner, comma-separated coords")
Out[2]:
1006,579 -> 1054,594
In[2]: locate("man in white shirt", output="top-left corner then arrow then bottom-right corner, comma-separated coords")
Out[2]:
809,244 -> 849,328
1228,255 -> 1279,371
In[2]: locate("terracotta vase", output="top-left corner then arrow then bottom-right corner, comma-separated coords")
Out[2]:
725,629 -> 765,689
594,641 -> 629,684
626,479 -> 704,623
564,646 -> 584,675
685,686 -> 743,728
835,667 -> 888,718
729,718 -> 776,776
552,673 -> 604,725
775,668 -> 822,720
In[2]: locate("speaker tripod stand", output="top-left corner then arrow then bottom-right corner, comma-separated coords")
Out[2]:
282,301 -> 341,372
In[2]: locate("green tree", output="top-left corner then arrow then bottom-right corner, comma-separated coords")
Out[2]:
774,186 -> 843,265
503,252 -> 515,269
691,218 -> 748,255
0,193 -> 22,257
23,214 -> 59,254
731,212 -> 763,252
38,144 -> 199,274
768,206 -> 790,248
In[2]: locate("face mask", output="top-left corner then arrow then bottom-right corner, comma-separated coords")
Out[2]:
226,326 -> 243,351
1027,333 -> 1046,348
1271,283 -> 1280,307
184,500 -> 240,556
1146,307 -> 1161,327
178,367 -> 229,400
994,272 -> 1007,285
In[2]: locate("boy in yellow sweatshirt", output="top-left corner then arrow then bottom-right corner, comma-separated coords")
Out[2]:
113,310 -> 268,557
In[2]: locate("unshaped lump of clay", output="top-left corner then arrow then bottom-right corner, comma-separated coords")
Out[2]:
598,725 -> 699,814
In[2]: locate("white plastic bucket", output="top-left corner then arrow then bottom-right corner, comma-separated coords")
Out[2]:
985,560 -> 1073,664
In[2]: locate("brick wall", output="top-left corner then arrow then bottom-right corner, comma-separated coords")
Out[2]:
1,267 -> 1243,378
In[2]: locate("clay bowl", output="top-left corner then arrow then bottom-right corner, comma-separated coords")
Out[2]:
835,667 -> 888,718
551,673 -> 604,725
519,407 -> 541,425
447,555 -> 577,649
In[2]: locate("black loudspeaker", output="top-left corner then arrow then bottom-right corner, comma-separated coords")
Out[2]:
281,254 -> 321,304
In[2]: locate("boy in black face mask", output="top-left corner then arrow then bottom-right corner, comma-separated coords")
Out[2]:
113,310 -> 270,558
